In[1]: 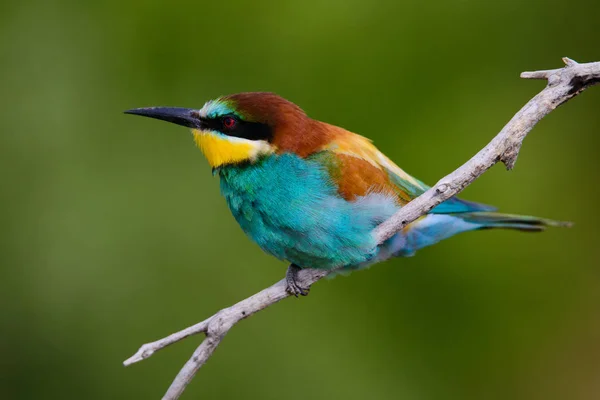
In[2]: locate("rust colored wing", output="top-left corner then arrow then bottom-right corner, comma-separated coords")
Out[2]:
310,123 -> 428,205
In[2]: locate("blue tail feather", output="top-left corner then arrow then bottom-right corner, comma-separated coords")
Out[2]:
431,197 -> 496,214
384,212 -> 571,258
458,212 -> 572,232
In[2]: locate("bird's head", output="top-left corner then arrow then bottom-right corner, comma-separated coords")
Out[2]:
126,92 -> 320,168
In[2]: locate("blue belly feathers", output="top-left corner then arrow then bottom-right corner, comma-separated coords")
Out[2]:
218,154 -> 398,270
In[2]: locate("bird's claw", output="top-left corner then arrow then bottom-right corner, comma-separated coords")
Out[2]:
286,264 -> 310,297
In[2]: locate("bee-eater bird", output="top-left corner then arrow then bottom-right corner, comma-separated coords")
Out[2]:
126,92 -> 567,295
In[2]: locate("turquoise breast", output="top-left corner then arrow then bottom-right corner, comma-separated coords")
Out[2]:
218,153 -> 398,270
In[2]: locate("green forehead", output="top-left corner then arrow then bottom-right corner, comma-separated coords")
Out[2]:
199,98 -> 245,119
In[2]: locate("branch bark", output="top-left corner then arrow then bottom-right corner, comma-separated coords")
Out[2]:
124,58 -> 600,400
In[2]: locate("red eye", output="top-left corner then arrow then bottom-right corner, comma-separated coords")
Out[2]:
223,116 -> 236,129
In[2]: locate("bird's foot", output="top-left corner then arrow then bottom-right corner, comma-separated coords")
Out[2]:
286,264 -> 310,297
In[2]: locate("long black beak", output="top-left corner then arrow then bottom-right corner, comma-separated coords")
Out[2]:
124,107 -> 200,129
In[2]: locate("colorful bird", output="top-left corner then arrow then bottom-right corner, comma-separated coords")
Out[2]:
126,92 -> 568,295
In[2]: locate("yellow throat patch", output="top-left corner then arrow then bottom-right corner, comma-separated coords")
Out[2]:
192,130 -> 273,168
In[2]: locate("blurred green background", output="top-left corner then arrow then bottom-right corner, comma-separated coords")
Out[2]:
1,0 -> 599,399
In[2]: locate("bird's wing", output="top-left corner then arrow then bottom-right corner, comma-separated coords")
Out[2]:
315,127 -> 495,213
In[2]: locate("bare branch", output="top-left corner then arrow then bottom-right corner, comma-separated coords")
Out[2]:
123,319 -> 210,366
124,58 -> 600,400
376,60 -> 599,243
520,57 -> 579,80
124,269 -> 329,369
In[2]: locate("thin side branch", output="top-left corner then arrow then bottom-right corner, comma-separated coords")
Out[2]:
125,58 -> 600,400
520,57 -> 580,79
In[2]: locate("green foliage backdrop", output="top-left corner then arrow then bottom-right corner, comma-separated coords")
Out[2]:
1,0 -> 598,399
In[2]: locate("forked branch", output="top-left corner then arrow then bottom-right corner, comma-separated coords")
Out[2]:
124,58 -> 600,400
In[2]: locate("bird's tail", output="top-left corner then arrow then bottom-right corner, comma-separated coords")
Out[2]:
386,212 -> 571,258
457,211 -> 572,232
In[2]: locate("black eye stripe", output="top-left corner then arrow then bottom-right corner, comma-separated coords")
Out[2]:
199,116 -> 273,142
199,117 -> 224,132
